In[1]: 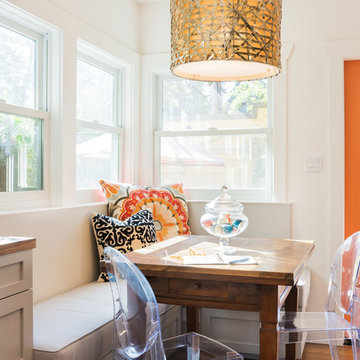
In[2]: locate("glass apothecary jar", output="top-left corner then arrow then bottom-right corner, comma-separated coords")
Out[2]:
200,186 -> 249,252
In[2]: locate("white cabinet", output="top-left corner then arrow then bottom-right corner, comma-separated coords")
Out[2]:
0,237 -> 36,360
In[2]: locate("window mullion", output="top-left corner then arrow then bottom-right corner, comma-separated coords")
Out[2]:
0,102 -> 49,120
76,119 -> 122,134
155,128 -> 270,137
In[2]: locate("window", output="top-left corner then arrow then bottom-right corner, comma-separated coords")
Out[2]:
155,74 -> 273,200
0,16 -> 48,193
76,50 -> 124,189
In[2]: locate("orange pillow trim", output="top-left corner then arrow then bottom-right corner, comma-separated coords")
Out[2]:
100,180 -> 191,241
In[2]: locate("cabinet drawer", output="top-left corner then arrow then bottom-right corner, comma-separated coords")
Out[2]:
0,250 -> 32,300
0,289 -> 33,360
169,278 -> 228,299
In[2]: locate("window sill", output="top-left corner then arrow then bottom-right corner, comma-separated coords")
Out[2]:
0,201 -> 107,217
188,199 -> 292,205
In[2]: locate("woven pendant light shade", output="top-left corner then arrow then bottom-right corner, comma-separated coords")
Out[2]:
170,0 -> 282,82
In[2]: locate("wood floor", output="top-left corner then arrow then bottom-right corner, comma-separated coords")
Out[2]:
239,344 -> 354,360
158,343 -> 355,360
301,343 -> 353,360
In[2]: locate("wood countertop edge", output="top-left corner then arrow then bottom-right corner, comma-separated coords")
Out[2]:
0,237 -> 36,256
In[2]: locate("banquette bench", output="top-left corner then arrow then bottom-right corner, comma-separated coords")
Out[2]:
30,201 -> 309,359
32,259 -> 310,360
33,282 -> 181,360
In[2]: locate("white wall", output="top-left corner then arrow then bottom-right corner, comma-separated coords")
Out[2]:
0,0 -> 291,306
138,0 -> 360,313
12,0 -> 140,52
139,1 -> 169,55
47,0 -> 140,52
0,0 -> 140,302
282,0 -> 360,312
2,0 -> 358,314
0,203 -> 107,303
2,0 -> 141,210
0,200 -> 291,303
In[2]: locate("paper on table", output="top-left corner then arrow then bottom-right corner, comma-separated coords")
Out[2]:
182,254 -> 258,265
182,254 -> 222,265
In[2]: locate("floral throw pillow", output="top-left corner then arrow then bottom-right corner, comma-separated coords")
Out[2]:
91,209 -> 157,281
99,180 -> 191,241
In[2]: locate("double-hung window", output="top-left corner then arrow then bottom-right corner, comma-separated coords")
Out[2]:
76,48 -> 124,190
0,15 -> 48,194
155,74 -> 273,200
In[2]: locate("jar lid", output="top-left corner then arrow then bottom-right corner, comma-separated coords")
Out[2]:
205,185 -> 244,215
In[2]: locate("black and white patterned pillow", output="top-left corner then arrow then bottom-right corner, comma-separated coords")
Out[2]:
91,209 -> 156,281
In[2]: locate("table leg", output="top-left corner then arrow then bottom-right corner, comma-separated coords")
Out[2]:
186,306 -> 199,333
259,285 -> 279,360
285,285 -> 299,360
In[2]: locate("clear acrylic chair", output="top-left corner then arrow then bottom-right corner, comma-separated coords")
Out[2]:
104,246 -> 244,360
279,231 -> 360,359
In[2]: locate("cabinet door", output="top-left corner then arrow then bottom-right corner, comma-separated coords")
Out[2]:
0,289 -> 33,360
0,250 -> 32,299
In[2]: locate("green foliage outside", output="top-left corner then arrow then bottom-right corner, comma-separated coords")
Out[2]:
162,78 -> 268,123
0,114 -> 42,191
229,80 -> 268,118
0,24 -> 42,192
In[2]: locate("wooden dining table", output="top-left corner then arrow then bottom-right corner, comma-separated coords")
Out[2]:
124,235 -> 315,360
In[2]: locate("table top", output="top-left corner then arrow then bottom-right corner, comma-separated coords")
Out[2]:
0,236 -> 36,256
126,235 -> 315,286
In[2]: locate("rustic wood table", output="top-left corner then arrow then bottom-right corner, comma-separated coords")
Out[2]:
125,235 -> 315,360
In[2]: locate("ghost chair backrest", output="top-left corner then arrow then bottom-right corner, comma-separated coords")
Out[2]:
104,247 -> 165,360
326,231 -> 360,318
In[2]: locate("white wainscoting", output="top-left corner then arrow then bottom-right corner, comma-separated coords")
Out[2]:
188,201 -> 291,239
0,202 -> 107,303
0,200 -> 292,313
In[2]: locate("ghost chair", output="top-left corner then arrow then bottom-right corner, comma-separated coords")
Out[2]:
278,231 -> 360,359
104,246 -> 244,360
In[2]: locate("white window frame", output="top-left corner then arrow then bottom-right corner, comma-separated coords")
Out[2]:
0,12 -> 51,210
141,46 -> 292,202
76,41 -> 125,202
154,72 -> 274,201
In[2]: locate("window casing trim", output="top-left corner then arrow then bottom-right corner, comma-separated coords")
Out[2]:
0,14 -> 51,207
76,42 -> 126,196
154,72 -> 274,201
0,14 -> 47,111
140,45 -> 293,202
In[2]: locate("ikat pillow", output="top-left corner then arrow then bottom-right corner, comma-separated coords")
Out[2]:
99,180 -> 191,242
91,209 -> 156,281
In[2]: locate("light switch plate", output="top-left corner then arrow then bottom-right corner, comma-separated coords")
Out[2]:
305,155 -> 322,172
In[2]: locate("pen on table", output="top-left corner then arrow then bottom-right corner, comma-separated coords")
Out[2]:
229,257 -> 250,264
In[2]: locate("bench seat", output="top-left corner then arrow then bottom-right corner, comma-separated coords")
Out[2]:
33,282 -> 180,360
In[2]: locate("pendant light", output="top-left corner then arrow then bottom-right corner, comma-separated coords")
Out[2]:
170,0 -> 282,81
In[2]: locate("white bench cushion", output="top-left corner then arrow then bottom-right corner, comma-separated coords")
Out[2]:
33,282 -> 173,360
